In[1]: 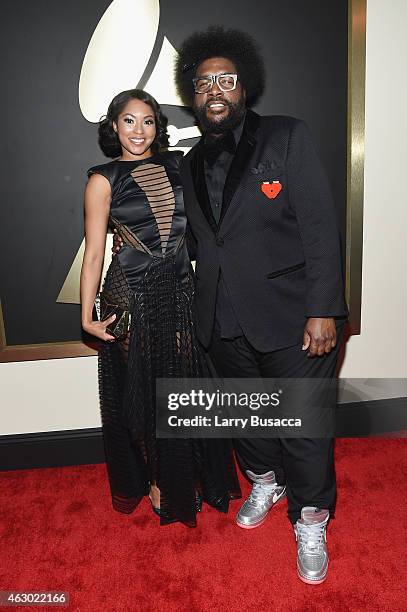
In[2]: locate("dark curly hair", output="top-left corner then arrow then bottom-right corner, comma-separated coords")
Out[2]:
98,89 -> 169,158
175,26 -> 265,108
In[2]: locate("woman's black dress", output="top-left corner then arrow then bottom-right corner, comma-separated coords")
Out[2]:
88,151 -> 240,526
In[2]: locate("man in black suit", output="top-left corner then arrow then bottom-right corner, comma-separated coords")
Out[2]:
175,26 -> 348,584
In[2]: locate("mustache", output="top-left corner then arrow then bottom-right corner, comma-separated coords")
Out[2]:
204,98 -> 232,110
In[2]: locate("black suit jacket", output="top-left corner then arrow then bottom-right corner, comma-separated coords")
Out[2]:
180,110 -> 347,351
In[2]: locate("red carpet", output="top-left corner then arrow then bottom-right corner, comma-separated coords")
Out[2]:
1,438 -> 406,611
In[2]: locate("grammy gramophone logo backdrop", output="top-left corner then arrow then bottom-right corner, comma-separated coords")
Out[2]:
0,0 -> 348,357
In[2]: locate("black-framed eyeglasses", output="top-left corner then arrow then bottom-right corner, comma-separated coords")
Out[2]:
192,73 -> 239,94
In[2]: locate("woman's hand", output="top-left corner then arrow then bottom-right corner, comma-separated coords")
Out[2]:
112,229 -> 124,255
82,314 -> 117,342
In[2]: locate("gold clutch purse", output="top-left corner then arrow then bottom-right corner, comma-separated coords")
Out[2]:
94,293 -> 131,340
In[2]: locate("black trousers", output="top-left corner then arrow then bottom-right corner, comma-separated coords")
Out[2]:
207,324 -> 343,524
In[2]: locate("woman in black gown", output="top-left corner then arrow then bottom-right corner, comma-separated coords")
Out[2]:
80,89 -> 240,526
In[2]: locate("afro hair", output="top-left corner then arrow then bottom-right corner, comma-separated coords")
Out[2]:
175,25 -> 265,107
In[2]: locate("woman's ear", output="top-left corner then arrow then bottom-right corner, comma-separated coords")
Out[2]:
112,121 -> 118,134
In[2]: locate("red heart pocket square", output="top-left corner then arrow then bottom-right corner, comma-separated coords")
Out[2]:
261,181 -> 282,199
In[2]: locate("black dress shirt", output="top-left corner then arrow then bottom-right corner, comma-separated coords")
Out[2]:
203,119 -> 245,339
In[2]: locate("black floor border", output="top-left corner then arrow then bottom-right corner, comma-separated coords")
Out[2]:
335,396 -> 406,436
0,397 -> 406,471
0,427 -> 105,471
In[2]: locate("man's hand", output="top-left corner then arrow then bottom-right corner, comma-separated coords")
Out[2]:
112,229 -> 123,255
302,317 -> 336,357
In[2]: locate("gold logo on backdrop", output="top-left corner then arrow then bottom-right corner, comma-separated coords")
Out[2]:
57,0 -> 200,305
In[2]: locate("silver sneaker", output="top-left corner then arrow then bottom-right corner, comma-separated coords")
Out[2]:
294,507 -> 330,584
236,470 -> 286,529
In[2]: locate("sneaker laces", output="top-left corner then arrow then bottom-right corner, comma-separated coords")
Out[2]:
296,521 -> 327,554
247,482 -> 278,508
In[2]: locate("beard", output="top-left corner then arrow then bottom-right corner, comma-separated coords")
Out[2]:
194,97 -> 246,134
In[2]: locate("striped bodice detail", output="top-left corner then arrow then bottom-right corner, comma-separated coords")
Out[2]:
131,163 -> 175,254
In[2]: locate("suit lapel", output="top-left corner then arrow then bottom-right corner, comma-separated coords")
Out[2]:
190,144 -> 218,234
220,110 -> 260,226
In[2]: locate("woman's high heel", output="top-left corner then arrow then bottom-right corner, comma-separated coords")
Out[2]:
195,493 -> 203,512
149,493 -> 203,517
149,495 -> 169,518
151,504 -> 169,518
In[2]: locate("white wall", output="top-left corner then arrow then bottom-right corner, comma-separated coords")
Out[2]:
0,357 -> 100,435
340,0 -> 407,378
1,0 -> 406,436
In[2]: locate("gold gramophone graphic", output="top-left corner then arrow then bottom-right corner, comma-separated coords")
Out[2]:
57,0 -> 200,305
